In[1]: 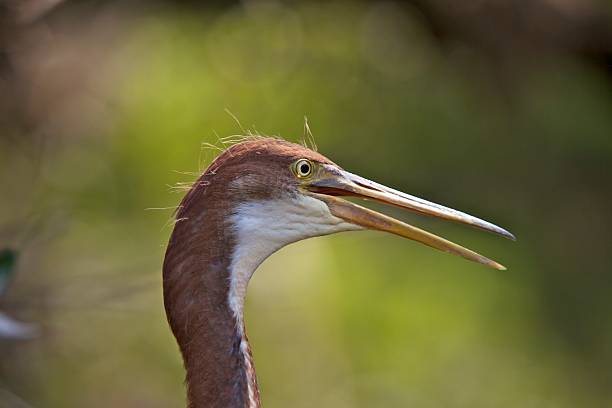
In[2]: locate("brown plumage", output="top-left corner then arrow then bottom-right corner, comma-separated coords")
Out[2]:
163,139 -> 333,407
163,137 -> 513,408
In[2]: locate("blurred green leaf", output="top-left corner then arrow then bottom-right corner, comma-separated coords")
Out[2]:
0,248 -> 17,297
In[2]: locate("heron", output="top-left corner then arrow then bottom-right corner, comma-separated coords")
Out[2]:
162,137 -> 514,408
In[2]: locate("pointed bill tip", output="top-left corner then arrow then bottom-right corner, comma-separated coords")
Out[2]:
465,251 -> 507,271
498,228 -> 516,241
470,219 -> 515,241
492,262 -> 507,271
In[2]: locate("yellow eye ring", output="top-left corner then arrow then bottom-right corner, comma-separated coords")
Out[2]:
293,159 -> 313,179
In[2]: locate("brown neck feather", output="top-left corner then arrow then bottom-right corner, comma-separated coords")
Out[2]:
162,182 -> 260,408
162,138 -> 334,407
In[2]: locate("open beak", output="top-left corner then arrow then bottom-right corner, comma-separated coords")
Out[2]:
306,165 -> 515,270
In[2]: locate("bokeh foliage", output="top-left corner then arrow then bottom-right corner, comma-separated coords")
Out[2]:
1,1 -> 612,407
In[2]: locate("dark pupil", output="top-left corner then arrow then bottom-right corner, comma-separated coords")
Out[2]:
299,163 -> 310,175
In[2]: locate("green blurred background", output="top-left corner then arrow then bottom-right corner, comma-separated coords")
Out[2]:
1,1 -> 612,407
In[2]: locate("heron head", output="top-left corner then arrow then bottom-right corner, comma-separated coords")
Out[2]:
196,137 -> 513,271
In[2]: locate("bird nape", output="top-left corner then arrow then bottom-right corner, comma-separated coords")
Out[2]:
162,137 -> 514,408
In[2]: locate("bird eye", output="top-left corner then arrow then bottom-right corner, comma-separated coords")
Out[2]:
293,159 -> 313,179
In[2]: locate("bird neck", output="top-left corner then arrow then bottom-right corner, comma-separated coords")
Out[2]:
163,208 -> 261,408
